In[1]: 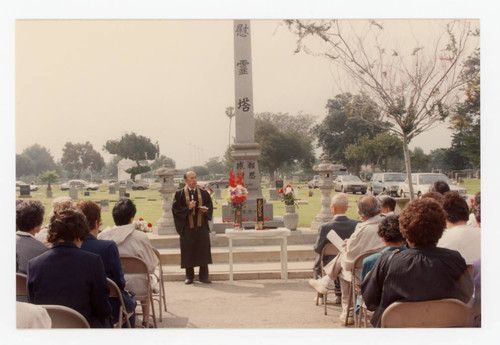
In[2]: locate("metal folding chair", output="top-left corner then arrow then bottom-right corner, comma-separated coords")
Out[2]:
317,243 -> 341,315
152,247 -> 167,321
40,304 -> 90,328
381,298 -> 472,327
107,278 -> 134,328
120,255 -> 157,328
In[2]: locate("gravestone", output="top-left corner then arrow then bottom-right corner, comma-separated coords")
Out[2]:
214,189 -> 221,199
269,189 -> 280,200
275,180 -> 284,189
19,185 -> 31,198
119,186 -> 126,198
109,185 -> 116,194
100,199 -> 110,212
84,191 -> 90,196
69,186 -> 78,200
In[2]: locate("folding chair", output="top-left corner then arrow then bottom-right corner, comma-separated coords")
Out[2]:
16,273 -> 27,299
120,255 -> 157,328
344,249 -> 380,326
317,243 -> 341,315
107,278 -> 134,328
152,247 -> 167,322
40,304 -> 90,328
380,298 -> 472,328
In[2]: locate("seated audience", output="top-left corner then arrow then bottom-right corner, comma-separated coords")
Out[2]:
309,195 -> 385,324
470,202 -> 481,327
428,180 -> 450,195
35,196 -> 73,244
378,196 -> 396,216
438,192 -> 480,264
16,200 -> 48,274
98,198 -> 159,328
356,215 -> 407,315
27,207 -> 111,328
77,200 -> 137,327
361,198 -> 473,327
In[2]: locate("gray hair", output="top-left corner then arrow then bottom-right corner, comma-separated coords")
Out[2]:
331,193 -> 349,208
48,196 -> 73,218
357,195 -> 381,218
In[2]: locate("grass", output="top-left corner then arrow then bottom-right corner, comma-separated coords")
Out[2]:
19,178 -> 481,229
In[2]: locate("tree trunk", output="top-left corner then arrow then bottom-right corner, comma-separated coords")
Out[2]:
402,134 -> 415,201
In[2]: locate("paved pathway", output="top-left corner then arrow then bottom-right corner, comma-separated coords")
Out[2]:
149,278 -> 346,329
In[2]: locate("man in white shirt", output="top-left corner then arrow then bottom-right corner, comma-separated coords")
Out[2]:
438,192 -> 480,264
309,195 -> 385,324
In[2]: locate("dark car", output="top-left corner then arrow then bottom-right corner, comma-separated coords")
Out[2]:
205,177 -> 230,189
114,179 -> 149,190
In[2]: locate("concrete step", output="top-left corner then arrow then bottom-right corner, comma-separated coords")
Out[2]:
148,228 -> 318,249
160,260 -> 316,282
156,244 -> 317,265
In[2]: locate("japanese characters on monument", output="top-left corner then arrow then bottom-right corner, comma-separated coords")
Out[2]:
233,20 -> 254,144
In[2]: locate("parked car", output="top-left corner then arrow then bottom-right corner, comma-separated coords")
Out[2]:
16,181 -> 39,192
398,173 -> 467,198
369,172 -> 407,196
204,177 -> 230,189
334,175 -> 367,194
308,175 -> 320,188
61,179 -> 99,191
114,179 -> 149,190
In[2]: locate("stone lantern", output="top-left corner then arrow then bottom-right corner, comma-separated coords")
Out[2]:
310,155 -> 336,231
154,161 -> 178,236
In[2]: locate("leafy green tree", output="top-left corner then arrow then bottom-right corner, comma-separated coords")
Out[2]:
149,154 -> 176,170
448,49 -> 480,169
38,170 -> 59,189
21,144 -> 57,175
410,147 -> 431,172
287,19 -> 478,200
315,93 -> 386,171
61,142 -> 105,179
16,154 -> 34,177
103,132 -> 159,181
204,156 -> 227,176
255,113 -> 316,180
189,166 -> 210,178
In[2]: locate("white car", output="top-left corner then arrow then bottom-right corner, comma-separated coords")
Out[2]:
369,172 -> 406,197
61,179 -> 99,191
398,173 -> 466,198
334,175 -> 367,194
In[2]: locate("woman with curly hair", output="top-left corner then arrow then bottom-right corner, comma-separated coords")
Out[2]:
361,198 -> 473,327
27,206 -> 111,328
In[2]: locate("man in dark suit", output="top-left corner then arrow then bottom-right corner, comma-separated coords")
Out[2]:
313,193 -> 359,303
77,200 -> 137,327
172,171 -> 213,284
27,207 -> 111,328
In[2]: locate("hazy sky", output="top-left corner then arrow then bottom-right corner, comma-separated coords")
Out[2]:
15,18 -> 478,169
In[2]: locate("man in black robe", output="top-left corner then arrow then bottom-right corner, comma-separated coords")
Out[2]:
172,171 -> 213,284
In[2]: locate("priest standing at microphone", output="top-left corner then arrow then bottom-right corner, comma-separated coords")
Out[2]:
172,171 -> 214,284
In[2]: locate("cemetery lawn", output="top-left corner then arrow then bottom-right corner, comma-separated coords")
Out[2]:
19,178 -> 480,229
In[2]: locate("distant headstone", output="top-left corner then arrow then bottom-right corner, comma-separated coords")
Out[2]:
269,189 -> 280,200
19,185 -> 31,198
84,191 -> 90,196
100,199 -> 109,212
109,185 -> 116,194
124,192 -> 130,198
214,189 -> 221,199
119,187 -> 126,198
275,180 -> 284,189
69,186 -> 78,200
